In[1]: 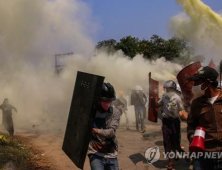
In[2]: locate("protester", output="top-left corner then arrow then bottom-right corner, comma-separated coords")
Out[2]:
131,86 -> 147,133
112,98 -> 124,114
158,80 -> 185,170
0,98 -> 17,136
88,83 -> 121,170
116,91 -> 129,130
187,66 -> 222,170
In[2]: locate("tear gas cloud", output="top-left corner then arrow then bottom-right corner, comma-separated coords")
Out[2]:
0,0 -> 182,131
0,0 -> 96,130
169,0 -> 222,65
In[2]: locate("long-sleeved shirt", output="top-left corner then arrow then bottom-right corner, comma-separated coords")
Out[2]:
87,106 -> 121,158
131,91 -> 147,108
158,92 -> 184,119
187,90 -> 222,152
0,104 -> 17,116
118,96 -> 128,112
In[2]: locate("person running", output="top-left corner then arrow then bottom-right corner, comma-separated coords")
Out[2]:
0,98 -> 17,136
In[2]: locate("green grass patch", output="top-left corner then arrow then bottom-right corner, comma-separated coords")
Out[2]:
0,135 -> 33,170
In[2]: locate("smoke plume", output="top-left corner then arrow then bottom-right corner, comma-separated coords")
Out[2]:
169,0 -> 222,64
0,0 -> 182,131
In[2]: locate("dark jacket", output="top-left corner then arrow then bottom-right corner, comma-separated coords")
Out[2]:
131,91 -> 147,107
187,90 -> 222,152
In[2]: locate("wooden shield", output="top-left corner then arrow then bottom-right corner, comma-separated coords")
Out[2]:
176,62 -> 202,102
148,72 -> 159,123
62,71 -> 104,169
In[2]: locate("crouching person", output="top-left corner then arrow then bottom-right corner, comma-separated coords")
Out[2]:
88,83 -> 121,170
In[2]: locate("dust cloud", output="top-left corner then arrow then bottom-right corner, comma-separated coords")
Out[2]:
0,0 -> 182,132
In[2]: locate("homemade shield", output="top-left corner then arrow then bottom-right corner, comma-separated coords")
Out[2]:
176,62 -> 201,102
62,71 -> 104,169
148,72 -> 159,123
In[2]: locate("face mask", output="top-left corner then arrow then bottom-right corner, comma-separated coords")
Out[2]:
100,100 -> 112,112
192,83 -> 208,97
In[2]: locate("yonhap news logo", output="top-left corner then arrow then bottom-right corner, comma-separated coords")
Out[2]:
144,146 -> 222,164
144,146 -> 160,164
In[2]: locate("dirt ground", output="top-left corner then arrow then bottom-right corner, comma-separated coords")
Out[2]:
13,120 -> 192,170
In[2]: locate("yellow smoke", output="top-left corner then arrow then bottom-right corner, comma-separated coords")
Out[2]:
170,0 -> 222,63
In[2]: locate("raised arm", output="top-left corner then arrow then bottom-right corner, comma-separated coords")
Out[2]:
11,105 -> 17,112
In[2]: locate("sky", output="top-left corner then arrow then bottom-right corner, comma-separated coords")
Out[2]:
83,0 -> 222,43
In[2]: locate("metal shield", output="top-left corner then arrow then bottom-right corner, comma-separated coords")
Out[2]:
148,72 -> 159,123
62,71 -> 104,169
176,62 -> 202,102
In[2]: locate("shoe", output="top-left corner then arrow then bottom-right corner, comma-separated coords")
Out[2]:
167,159 -> 174,170
167,164 -> 174,170
141,129 -> 145,133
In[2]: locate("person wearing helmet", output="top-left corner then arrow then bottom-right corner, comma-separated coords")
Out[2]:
131,86 -> 147,133
88,83 -> 121,170
0,98 -> 17,136
158,80 -> 185,170
116,91 -> 129,130
112,98 -> 124,114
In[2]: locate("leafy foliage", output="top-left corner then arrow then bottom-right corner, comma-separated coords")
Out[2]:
96,35 -> 197,65
96,39 -> 117,54
115,36 -> 139,58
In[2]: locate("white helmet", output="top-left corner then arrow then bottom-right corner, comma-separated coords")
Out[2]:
135,86 -> 143,91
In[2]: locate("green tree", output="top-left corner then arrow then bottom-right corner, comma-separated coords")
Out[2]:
95,35 -> 194,65
115,36 -> 139,58
138,40 -> 154,59
96,39 -> 117,54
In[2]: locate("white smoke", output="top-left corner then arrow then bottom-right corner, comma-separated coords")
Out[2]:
0,0 -> 96,130
0,0 -> 182,131
64,51 -> 182,92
